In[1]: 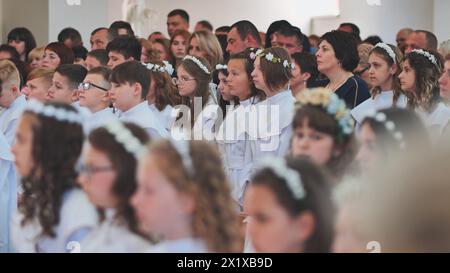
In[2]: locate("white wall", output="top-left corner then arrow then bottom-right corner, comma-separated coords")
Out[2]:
434,0 -> 450,44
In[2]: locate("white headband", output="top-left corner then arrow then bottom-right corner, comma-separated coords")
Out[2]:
103,121 -> 146,159
254,157 -> 306,200
411,49 -> 438,67
142,61 -> 174,76
215,64 -> 228,71
374,43 -> 396,63
363,110 -> 406,149
25,99 -> 84,125
169,139 -> 194,176
183,55 -> 210,74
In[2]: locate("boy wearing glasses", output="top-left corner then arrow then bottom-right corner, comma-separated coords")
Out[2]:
79,66 -> 117,133
110,61 -> 167,139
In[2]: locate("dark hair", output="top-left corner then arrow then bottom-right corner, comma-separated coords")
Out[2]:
167,9 -> 190,23
302,33 -> 311,53
215,26 -> 231,34
87,49 -> 109,66
415,30 -> 438,51
259,47 -> 292,92
363,35 -> 383,46
231,20 -> 262,47
215,33 -> 229,62
278,25 -> 304,48
106,36 -> 141,61
109,21 -> 135,37
319,30 -> 360,72
72,45 -> 88,61
88,122 -> 149,234
251,157 -> 335,253
339,22 -> 361,42
265,20 -> 291,48
57,27 -> 83,48
111,60 -> 150,100
55,64 -> 88,89
291,52 -> 319,88
91,27 -> 117,42
20,103 -> 84,237
88,66 -> 112,84
7,27 -> 37,62
45,42 -> 75,65
403,49 -> 443,112
0,44 -> 20,60
197,20 -> 213,32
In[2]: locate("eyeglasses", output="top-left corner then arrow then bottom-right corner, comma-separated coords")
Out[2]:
172,76 -> 196,85
355,66 -> 370,76
78,82 -> 109,92
76,163 -> 114,179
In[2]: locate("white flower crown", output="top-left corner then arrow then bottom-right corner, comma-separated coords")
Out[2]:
363,110 -> 406,149
255,157 -> 306,200
25,99 -> 84,125
411,49 -> 438,66
215,64 -> 228,71
142,61 -> 174,76
183,55 -> 210,74
375,43 -> 396,63
103,121 -> 146,159
169,139 -> 194,176
249,48 -> 295,70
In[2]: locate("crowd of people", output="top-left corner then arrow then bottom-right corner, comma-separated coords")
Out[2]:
1,8 -> 450,253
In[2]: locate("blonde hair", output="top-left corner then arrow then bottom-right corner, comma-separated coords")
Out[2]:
148,140 -> 241,252
28,47 -> 44,61
358,43 -> 374,69
26,68 -> 54,84
439,39 -> 450,57
139,38 -> 158,62
189,31 -> 223,68
0,59 -> 20,88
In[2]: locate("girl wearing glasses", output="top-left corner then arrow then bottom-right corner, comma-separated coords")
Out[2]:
78,121 -> 152,252
11,101 -> 98,252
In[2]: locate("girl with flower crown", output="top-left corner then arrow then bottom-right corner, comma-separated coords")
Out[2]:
399,49 -> 450,139
351,43 -> 407,124
244,156 -> 334,253
216,49 -> 265,208
291,88 -> 357,182
10,101 -> 98,252
131,140 -> 241,253
172,55 -> 220,141
78,121 -> 152,252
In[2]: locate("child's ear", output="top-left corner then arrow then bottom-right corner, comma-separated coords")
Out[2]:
71,89 -> 79,102
302,72 -> 312,82
294,211 -> 316,244
133,82 -> 142,97
390,64 -> 398,75
101,91 -> 111,103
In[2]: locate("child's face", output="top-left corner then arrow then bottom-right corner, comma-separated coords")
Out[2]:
439,60 -> 450,100
11,115 -> 35,178
30,56 -> 43,69
41,49 -> 61,69
153,42 -> 169,62
368,53 -> 395,90
109,81 -> 139,112
85,55 -> 101,71
176,65 -> 197,97
0,81 -> 19,108
218,72 -> 232,102
79,74 -> 109,110
47,72 -> 76,104
251,57 -> 267,93
356,122 -> 382,176
171,35 -> 188,59
333,202 -> 368,253
107,51 -> 128,68
131,154 -> 193,238
25,77 -> 50,102
244,184 -> 306,253
291,120 -> 336,167
227,59 -> 251,101
398,60 -> 416,93
78,144 -> 117,208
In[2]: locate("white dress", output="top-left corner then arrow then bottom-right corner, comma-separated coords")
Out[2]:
146,238 -> 208,253
416,102 -> 450,141
249,89 -> 295,175
0,95 -> 27,145
80,209 -> 150,253
119,101 -> 168,139
71,101 -> 92,119
351,92 -> 407,124
11,189 -> 98,253
216,97 -> 259,208
149,103 -> 175,132
83,107 -> 117,134
0,132 -> 16,252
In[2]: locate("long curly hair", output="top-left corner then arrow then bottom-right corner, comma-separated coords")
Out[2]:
149,140 -> 241,252
20,103 -> 83,238
87,123 -> 150,235
403,49 -> 444,113
147,60 -> 181,109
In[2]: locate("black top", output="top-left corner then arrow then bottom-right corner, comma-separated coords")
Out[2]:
315,75 -> 371,109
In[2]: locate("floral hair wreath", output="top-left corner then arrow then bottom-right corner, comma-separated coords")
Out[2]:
374,43 -> 396,63
295,88 -> 355,140
363,110 -> 406,149
142,61 -> 174,76
249,48 -> 295,70
254,157 -> 306,200
215,64 -> 228,71
411,49 -> 438,67
103,120 -> 147,159
25,99 -> 85,125
183,55 -> 210,74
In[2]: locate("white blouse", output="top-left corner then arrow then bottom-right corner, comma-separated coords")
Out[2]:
80,209 -> 150,253
351,92 -> 407,124
416,102 -> 450,141
0,95 -> 27,145
149,103 -> 175,132
83,107 -> 117,134
146,238 -> 208,253
11,189 -> 98,253
119,101 -> 168,139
